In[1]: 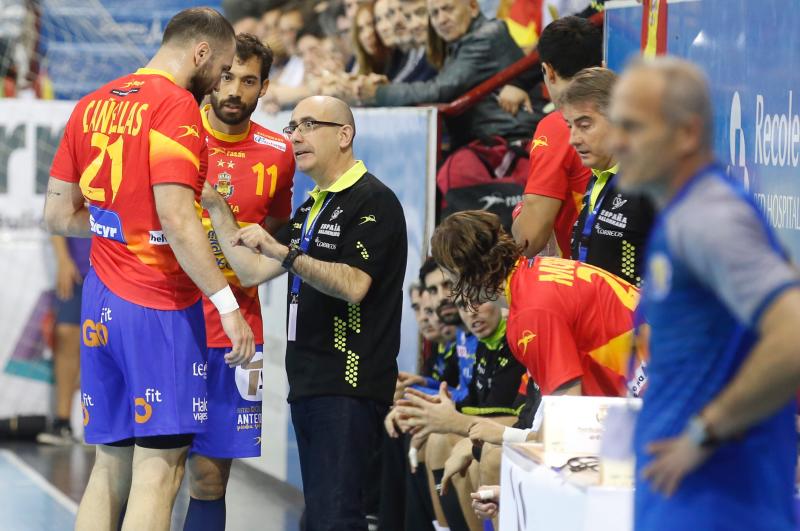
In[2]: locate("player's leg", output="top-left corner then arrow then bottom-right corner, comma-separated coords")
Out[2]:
75,270 -> 136,529
291,395 -> 383,531
39,283 -> 82,444
75,441 -> 134,531
427,433 -> 479,531
476,446 -> 503,530
116,297 -> 208,531
450,460 -> 482,531
422,442 -> 449,528
184,455 -> 232,531
122,436 -> 193,531
477,445 -> 502,486
184,347 -> 264,530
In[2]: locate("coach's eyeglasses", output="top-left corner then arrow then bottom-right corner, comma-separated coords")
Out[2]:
283,119 -> 345,138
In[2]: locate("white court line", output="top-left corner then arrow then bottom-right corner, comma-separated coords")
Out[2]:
0,449 -> 79,514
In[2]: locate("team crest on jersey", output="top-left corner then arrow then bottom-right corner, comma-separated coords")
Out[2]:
611,195 -> 628,210
330,206 -> 343,220
648,253 -> 672,301
215,172 -> 234,199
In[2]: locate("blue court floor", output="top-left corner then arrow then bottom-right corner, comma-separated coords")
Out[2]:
0,442 -> 303,531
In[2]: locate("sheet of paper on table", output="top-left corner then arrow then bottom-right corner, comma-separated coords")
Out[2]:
540,395 -> 642,468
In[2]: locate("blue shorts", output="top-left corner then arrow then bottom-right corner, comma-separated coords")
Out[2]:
55,281 -> 82,325
79,269 -> 208,445
191,347 -> 263,459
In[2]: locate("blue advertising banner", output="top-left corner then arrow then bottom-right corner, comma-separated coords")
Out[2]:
605,0 -> 800,259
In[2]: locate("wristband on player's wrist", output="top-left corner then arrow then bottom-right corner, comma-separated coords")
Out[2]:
210,285 -> 239,315
502,426 -> 532,444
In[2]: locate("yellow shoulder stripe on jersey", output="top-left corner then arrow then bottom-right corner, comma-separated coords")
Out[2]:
134,68 -> 176,84
149,129 -> 200,170
201,104 -> 251,143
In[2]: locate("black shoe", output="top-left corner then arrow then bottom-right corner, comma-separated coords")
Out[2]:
36,423 -> 76,446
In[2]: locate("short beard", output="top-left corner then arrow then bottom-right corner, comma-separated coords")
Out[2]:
210,93 -> 258,126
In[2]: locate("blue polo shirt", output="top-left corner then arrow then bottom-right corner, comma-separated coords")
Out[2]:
635,164 -> 800,530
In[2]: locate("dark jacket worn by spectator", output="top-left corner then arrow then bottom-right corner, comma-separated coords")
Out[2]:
375,14 -> 538,147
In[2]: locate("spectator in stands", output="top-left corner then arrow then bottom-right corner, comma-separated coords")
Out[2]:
389,0 -> 438,83
275,1 -> 307,86
352,2 -> 391,76
37,236 -> 89,445
359,0 -> 537,149
510,16 -> 601,258
256,4 -> 288,57
232,16 -> 259,35
373,0 -> 397,49
609,57 -> 800,531
221,0 -> 272,24
0,0 -> 27,97
560,67 -> 655,286
261,1 -> 318,110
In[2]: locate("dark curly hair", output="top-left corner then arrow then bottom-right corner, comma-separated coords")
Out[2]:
431,210 -> 521,306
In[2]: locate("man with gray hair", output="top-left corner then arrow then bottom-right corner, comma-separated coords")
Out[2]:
609,56 -> 800,530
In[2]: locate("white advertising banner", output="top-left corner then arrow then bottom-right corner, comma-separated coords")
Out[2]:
0,99 -> 75,419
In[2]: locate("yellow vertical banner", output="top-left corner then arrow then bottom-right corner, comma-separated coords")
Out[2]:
641,0 -> 668,57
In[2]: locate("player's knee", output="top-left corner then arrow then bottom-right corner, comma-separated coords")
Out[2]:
426,433 -> 453,469
93,443 -> 134,496
131,435 -> 193,492
188,456 -> 232,500
478,445 -> 502,485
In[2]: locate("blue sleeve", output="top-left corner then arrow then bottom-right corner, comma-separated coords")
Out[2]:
667,176 -> 800,327
411,384 -> 439,395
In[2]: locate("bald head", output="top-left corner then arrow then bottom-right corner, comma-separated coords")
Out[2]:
297,95 -> 356,139
625,57 -> 713,149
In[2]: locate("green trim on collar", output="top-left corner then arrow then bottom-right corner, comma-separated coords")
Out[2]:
588,164 -> 619,211
479,318 -> 507,351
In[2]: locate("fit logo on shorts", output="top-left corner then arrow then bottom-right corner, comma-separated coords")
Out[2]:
81,393 -> 93,426
82,320 -> 109,347
134,388 -> 162,424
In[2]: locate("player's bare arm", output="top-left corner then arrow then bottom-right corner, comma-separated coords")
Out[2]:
202,182 -> 286,286
511,194 -> 561,257
233,223 -> 372,303
154,182 -> 255,366
43,177 -> 91,237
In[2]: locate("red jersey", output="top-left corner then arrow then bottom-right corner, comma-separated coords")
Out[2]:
50,68 -> 206,310
505,256 -> 638,396
200,105 -> 295,347
524,111 -> 591,257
